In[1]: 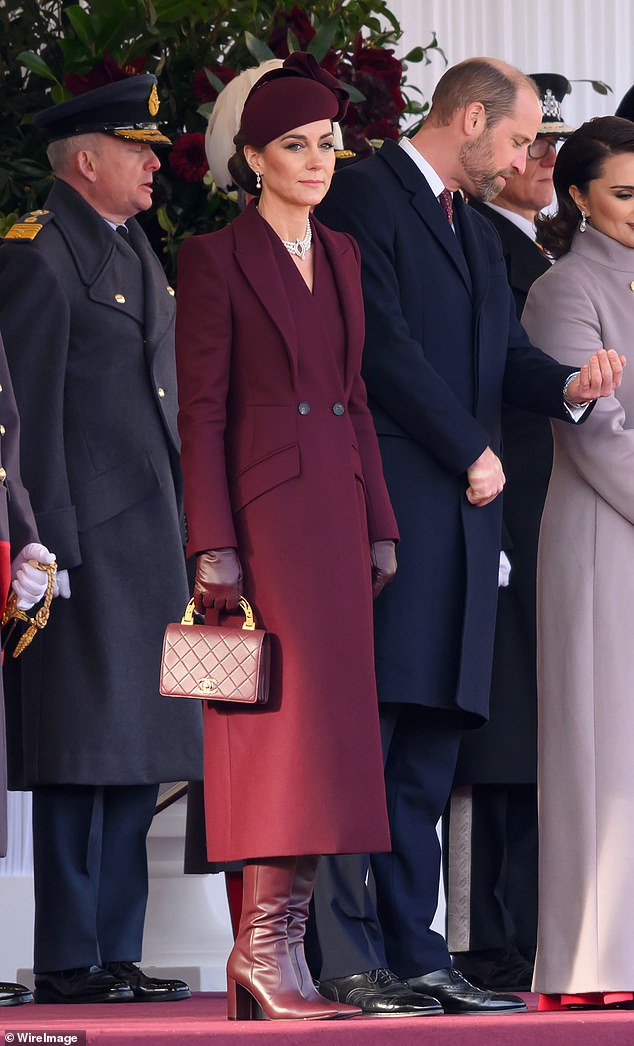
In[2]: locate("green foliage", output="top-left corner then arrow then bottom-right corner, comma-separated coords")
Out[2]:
0,0 -> 444,279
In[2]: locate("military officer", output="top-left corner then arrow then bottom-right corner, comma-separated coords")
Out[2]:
0,75 -> 202,1004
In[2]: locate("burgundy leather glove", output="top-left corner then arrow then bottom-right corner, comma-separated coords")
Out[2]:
371,540 -> 397,599
194,548 -> 243,613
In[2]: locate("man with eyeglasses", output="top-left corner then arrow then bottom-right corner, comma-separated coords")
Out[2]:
445,74 -> 575,994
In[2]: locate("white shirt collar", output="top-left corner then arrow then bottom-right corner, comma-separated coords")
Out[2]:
398,137 -> 446,198
483,202 -> 537,242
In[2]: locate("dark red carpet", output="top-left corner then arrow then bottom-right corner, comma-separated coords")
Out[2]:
2,992 -> 634,1044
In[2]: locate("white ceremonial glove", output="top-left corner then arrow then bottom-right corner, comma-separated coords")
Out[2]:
498,550 -> 511,588
11,542 -> 56,610
54,569 -> 71,599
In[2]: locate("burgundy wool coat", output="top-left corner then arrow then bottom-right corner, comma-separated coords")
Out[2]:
175,202 -> 398,862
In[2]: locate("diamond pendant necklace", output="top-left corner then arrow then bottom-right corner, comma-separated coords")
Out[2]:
281,218 -> 312,259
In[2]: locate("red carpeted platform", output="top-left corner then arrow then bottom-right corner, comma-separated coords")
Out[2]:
2,992 -> 634,1045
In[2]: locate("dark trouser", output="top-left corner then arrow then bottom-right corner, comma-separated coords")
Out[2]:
32,783 -> 158,973
306,704 -> 462,981
444,783 -> 538,960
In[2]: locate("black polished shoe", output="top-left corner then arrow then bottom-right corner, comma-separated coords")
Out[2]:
452,949 -> 534,992
407,967 -> 527,1014
34,965 -> 134,1004
318,968 -> 443,1017
0,981 -> 33,1006
104,962 -> 191,1002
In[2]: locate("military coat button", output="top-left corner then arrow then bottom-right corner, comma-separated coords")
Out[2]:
0,467 -> 6,481
157,386 -> 166,398
114,293 -> 126,304
298,401 -> 311,415
0,425 -> 5,435
332,402 -> 345,416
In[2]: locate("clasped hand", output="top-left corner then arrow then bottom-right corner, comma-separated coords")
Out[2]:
371,540 -> 397,599
11,542 -> 71,608
466,446 -> 506,507
194,548 -> 243,613
564,348 -> 626,404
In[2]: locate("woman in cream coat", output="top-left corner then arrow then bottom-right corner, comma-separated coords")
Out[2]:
522,116 -> 633,1009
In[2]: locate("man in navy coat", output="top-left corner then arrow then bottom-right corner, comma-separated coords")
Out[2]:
306,57 -> 624,1016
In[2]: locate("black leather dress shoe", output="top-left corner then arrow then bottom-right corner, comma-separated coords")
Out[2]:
318,968 -> 443,1017
34,966 -> 134,1004
0,981 -> 33,1006
452,949 -> 534,992
104,962 -> 191,1002
407,968 -> 527,1014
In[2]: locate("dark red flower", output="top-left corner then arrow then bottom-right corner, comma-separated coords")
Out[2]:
337,35 -> 406,149
193,64 -> 236,103
268,5 -> 315,57
168,132 -> 208,183
64,53 -> 146,96
352,38 -> 405,112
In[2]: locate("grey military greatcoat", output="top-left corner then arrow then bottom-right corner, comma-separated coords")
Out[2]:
0,178 -> 202,788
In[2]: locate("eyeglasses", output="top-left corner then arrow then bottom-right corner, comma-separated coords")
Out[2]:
527,138 -> 560,160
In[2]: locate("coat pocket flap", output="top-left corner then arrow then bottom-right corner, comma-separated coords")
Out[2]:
233,444 -> 300,513
74,452 -> 160,532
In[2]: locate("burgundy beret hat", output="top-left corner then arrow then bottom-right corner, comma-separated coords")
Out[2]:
239,51 -> 349,149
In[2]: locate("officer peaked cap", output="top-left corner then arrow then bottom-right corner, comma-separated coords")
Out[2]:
33,74 -> 171,146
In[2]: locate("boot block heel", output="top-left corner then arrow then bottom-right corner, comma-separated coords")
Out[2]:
227,977 -> 263,1020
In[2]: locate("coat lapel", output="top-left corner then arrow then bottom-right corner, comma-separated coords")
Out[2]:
128,218 -> 175,358
232,202 -> 299,382
378,140 -> 473,294
313,218 -> 364,393
454,193 -> 488,313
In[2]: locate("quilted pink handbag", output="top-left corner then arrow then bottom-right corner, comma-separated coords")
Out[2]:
160,597 -> 270,704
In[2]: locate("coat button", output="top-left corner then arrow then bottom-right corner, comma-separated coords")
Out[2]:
114,293 -> 126,304
166,285 -> 175,296
0,467 -> 6,481
332,402 -> 345,416
157,386 -> 166,398
298,401 -> 311,415
0,425 -> 5,436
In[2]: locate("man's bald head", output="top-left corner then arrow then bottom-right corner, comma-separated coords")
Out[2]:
428,58 -> 539,130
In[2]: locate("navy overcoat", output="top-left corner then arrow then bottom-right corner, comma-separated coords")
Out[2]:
318,140 -> 580,725
0,337 -> 39,852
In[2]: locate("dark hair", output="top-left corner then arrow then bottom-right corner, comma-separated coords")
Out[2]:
227,131 -> 262,196
428,58 -> 538,130
537,116 -> 634,257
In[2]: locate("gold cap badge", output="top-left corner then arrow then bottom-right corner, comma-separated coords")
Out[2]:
148,83 -> 160,118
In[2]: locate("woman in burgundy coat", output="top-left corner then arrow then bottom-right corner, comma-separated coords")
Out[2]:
175,54 -> 398,1021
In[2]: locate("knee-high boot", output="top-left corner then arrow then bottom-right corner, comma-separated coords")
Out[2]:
226,857 -> 338,1020
288,855 -> 361,1017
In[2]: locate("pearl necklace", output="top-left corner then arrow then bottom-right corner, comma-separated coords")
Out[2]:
281,218 -> 312,259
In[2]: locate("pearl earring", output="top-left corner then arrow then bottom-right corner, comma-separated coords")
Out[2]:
579,210 -> 587,233
256,171 -> 261,190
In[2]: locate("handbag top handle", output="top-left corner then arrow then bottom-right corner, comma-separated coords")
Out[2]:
181,596 -> 257,631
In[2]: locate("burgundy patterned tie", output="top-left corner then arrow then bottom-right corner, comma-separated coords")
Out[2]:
438,188 -> 454,226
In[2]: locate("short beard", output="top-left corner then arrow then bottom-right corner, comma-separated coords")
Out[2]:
460,132 -> 507,203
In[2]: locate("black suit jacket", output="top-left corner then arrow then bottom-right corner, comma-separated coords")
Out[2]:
456,201 -> 552,779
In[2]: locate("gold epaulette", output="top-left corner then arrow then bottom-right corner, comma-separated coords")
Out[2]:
4,210 -> 54,241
